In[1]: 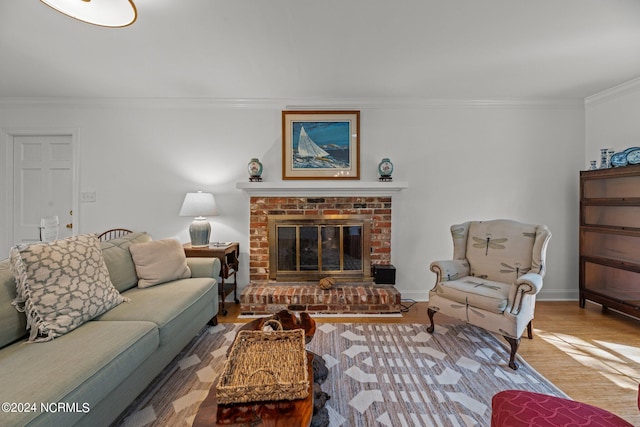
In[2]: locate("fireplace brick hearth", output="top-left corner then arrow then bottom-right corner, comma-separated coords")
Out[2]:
240,282 -> 402,315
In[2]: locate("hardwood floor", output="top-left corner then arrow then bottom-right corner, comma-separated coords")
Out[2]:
218,300 -> 640,425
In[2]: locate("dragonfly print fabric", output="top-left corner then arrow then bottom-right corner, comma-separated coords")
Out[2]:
463,220 -> 542,282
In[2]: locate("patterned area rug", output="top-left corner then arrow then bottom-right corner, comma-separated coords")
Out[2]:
113,322 -> 567,427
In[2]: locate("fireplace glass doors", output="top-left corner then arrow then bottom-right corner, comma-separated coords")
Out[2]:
268,215 -> 372,281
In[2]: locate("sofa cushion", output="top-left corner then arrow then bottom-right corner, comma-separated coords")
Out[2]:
0,320 -> 158,427
100,232 -> 152,293
0,259 -> 27,348
9,234 -> 128,342
95,277 -> 216,345
129,239 -> 191,288
435,276 -> 511,314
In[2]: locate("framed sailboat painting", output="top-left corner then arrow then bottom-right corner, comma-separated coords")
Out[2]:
282,110 -> 360,180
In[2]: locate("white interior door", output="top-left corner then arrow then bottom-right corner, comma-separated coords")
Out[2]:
12,135 -> 74,244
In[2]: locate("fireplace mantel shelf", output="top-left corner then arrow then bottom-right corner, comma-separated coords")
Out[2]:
236,180 -> 408,197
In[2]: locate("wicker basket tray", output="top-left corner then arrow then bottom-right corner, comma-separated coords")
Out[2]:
216,322 -> 309,404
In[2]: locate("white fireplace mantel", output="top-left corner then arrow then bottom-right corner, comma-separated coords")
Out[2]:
236,181 -> 408,197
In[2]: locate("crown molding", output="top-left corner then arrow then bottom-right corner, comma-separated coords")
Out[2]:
0,97 -> 284,109
285,98 -> 583,109
0,96 -> 583,110
585,76 -> 640,106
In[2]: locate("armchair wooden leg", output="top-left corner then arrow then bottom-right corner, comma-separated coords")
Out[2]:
504,336 -> 521,370
427,308 -> 436,333
527,321 -> 533,339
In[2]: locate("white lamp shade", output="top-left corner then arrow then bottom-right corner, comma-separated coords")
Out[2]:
40,0 -> 137,28
179,192 -> 218,217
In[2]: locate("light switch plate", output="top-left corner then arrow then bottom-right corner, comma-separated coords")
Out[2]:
80,191 -> 96,203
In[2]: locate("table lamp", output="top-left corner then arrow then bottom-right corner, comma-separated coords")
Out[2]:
179,191 -> 218,247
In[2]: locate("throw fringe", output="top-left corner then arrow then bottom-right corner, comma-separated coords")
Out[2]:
9,245 -> 55,342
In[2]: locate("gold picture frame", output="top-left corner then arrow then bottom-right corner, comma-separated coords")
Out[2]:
282,110 -> 360,180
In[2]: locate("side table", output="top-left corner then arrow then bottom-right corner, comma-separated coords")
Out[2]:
183,242 -> 239,316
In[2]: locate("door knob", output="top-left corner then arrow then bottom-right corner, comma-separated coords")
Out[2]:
66,223 -> 73,229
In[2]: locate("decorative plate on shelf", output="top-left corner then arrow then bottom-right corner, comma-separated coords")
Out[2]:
609,146 -> 640,167
610,151 -> 628,167
627,148 -> 640,165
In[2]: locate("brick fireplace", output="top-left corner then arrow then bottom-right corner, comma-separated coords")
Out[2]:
249,196 -> 392,282
236,182 -> 407,315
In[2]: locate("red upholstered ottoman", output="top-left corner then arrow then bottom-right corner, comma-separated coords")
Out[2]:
491,390 -> 634,427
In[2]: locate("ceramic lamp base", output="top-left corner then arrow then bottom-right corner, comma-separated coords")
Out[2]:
189,217 -> 211,247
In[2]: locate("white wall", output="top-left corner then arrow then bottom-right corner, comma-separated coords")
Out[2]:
586,80 -> 640,164
0,99 -> 584,301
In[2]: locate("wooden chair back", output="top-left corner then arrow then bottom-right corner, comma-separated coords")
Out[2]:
97,228 -> 133,241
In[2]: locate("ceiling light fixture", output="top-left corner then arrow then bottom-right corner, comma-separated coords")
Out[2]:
40,0 -> 137,28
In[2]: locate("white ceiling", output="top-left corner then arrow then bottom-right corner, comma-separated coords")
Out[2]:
2,0 -> 640,101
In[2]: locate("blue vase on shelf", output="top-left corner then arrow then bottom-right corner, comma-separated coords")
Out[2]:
599,148 -> 609,169
248,158 -> 263,181
378,158 -> 393,181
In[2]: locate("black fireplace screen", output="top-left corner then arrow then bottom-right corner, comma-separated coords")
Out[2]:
269,215 -> 371,281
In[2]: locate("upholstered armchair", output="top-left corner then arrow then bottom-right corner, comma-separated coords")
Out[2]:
428,219 -> 551,370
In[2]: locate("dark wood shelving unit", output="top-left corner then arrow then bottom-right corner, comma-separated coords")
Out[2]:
580,164 -> 640,319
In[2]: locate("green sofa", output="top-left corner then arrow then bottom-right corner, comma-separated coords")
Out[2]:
0,232 -> 220,427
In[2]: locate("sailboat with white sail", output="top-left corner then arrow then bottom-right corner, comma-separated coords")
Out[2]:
297,126 -> 330,158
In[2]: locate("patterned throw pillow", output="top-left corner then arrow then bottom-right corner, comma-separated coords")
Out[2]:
10,233 -> 128,342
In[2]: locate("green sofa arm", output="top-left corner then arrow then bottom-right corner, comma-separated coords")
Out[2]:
187,257 -> 221,280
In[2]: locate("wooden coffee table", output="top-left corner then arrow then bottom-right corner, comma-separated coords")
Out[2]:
192,311 -> 317,427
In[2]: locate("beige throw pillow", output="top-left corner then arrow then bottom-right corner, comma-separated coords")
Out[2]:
129,239 -> 191,288
10,233 -> 128,342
